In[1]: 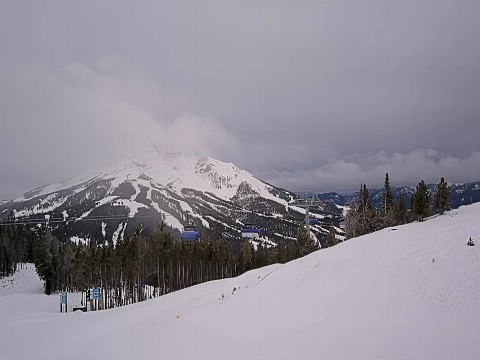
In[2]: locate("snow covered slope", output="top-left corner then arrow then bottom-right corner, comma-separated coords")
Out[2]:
13,147 -> 285,203
2,203 -> 480,360
0,146 -> 342,244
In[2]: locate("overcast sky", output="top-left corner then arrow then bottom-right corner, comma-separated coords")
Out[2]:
1,0 -> 480,199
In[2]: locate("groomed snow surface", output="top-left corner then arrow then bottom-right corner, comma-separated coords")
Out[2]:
2,203 -> 480,360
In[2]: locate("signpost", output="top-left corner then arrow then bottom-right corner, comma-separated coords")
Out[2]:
80,288 -> 101,311
87,288 -> 101,310
60,292 -> 67,313
94,287 -> 100,310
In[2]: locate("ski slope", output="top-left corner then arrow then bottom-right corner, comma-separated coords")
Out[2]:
2,203 -> 480,360
3,146 -> 307,242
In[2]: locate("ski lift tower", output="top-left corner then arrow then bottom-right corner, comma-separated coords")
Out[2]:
290,192 -> 322,237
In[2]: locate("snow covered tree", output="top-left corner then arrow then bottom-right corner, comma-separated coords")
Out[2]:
434,177 -> 450,214
344,191 -> 360,239
344,206 -> 359,239
345,184 -> 378,238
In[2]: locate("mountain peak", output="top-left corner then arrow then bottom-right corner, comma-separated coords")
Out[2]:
140,144 -> 202,162
9,146 -> 289,205
1,149 -> 342,246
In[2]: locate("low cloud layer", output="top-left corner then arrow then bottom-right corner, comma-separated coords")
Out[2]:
0,62 -> 234,198
259,150 -> 480,192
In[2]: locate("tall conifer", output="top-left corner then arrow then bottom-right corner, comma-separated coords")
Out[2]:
434,177 -> 450,214
412,180 -> 431,221
382,173 -> 394,222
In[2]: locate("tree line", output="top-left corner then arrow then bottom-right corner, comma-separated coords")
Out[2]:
0,221 -> 35,277
1,174 -> 451,304
345,174 -> 450,239
1,221 -> 321,307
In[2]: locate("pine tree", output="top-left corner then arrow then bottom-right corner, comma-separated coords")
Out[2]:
286,240 -> 298,261
412,180 -> 431,221
359,184 -> 368,233
242,241 -> 252,271
276,241 -> 287,263
0,223 -> 31,276
345,183 -> 377,238
393,193 -> 408,224
71,243 -> 86,292
434,177 -> 450,214
361,184 -> 373,212
326,227 -> 338,247
360,184 -> 378,233
344,206 -> 358,239
34,230 -> 55,294
381,173 -> 394,225
49,235 -> 60,292
297,224 -> 317,256
410,191 -> 416,219
344,193 -> 361,239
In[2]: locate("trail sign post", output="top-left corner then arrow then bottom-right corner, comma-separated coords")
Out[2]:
88,288 -> 100,311
60,292 -> 67,313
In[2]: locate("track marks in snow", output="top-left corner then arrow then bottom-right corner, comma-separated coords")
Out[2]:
254,264 -> 283,286
0,264 -> 41,295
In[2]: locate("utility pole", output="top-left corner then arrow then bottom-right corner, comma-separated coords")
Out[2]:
292,192 -> 321,241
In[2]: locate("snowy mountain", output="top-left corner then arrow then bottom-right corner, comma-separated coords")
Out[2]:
316,192 -> 350,206
319,181 -> 480,210
2,203 -> 480,360
0,146 -> 342,246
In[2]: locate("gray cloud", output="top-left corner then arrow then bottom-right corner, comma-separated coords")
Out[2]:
1,0 -> 480,199
259,149 -> 480,192
0,62 -> 234,198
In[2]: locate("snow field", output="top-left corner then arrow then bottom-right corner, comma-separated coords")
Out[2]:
1,203 -> 480,360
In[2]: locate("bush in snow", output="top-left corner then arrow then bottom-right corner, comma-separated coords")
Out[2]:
467,237 -> 475,246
